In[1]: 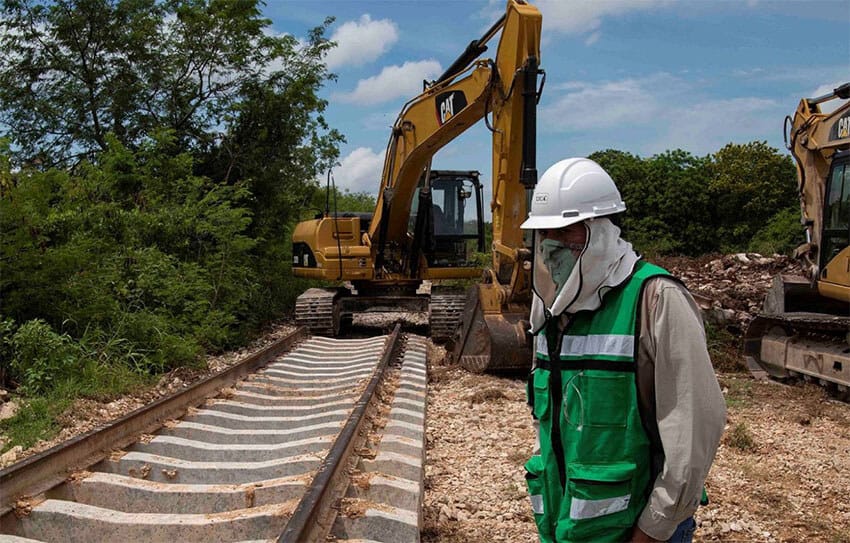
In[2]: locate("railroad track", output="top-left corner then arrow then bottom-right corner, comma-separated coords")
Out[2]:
0,325 -> 429,542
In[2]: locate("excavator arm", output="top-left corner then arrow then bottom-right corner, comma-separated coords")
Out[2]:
785,81 -> 850,295
368,0 -> 542,284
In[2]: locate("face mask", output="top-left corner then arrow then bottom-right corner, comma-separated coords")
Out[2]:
539,238 -> 578,293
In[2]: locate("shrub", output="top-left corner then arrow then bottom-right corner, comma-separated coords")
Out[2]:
0,317 -> 15,386
748,206 -> 805,256
727,422 -> 757,453
10,319 -> 81,394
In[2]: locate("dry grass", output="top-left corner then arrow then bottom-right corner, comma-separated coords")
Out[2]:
725,422 -> 757,453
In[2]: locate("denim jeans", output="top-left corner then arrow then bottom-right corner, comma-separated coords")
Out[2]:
666,517 -> 697,543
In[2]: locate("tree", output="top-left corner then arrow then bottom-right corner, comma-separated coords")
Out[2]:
590,149 -> 714,256
643,150 -> 714,255
1,0 -> 345,326
190,19 -> 345,322
588,149 -> 646,199
708,141 -> 797,252
0,0 -> 335,168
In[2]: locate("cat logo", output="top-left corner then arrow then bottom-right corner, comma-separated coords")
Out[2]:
435,91 -> 468,126
839,116 -> 850,139
830,111 -> 850,141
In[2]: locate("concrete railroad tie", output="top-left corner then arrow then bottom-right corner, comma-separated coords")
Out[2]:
332,336 -> 428,543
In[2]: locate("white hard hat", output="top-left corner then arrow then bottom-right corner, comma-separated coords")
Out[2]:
520,158 -> 626,229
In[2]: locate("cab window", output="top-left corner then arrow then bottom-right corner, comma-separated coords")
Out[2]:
826,162 -> 850,230
822,160 -> 850,269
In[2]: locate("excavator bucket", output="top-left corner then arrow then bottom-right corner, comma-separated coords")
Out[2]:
450,285 -> 532,372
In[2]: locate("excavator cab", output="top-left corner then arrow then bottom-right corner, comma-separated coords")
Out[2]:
408,170 -> 485,270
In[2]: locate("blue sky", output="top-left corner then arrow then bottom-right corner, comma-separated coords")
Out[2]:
269,0 -> 849,200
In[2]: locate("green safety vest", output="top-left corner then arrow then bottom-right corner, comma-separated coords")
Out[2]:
525,260 -> 670,543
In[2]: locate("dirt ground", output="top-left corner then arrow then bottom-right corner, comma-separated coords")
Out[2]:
423,348 -> 850,543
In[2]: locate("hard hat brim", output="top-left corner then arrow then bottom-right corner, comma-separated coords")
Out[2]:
520,213 -> 586,230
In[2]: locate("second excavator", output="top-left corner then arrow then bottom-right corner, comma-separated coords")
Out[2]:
744,82 -> 850,397
291,0 -> 545,371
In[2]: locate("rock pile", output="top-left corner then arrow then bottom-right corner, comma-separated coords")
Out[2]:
654,253 -> 805,332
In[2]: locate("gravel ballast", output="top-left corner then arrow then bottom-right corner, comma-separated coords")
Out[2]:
423,344 -> 537,542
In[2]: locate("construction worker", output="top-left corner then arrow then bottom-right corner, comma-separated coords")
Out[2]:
520,158 -> 726,543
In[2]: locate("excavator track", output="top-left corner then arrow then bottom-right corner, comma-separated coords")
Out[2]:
752,312 -> 850,333
744,312 -> 850,400
295,288 -> 340,337
429,292 -> 467,342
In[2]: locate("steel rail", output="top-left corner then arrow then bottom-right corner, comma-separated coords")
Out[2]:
278,323 -> 402,542
0,327 -> 307,516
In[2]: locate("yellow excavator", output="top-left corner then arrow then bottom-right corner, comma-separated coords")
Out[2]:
744,82 -> 850,397
291,0 -> 543,371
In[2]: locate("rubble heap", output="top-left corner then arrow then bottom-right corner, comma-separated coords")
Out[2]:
653,253 -> 805,333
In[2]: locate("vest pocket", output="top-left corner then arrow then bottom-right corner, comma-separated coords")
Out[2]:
531,369 -> 550,420
565,372 -> 630,428
559,462 -> 636,541
525,455 -> 555,543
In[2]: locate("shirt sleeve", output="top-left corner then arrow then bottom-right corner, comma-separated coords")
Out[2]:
636,279 -> 727,541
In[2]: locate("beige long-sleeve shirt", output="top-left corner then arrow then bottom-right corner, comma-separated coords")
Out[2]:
537,276 -> 726,541
633,277 -> 726,540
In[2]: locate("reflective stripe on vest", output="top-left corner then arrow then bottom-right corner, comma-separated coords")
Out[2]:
536,333 -> 634,359
569,494 -> 631,520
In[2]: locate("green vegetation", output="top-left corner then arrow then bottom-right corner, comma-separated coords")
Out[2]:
0,0 -> 341,450
1,397 -> 68,450
724,378 -> 754,409
748,206 -> 801,255
590,142 -> 799,257
705,321 -> 746,373
1,319 -> 151,450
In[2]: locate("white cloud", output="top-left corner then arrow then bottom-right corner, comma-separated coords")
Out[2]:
324,15 -> 398,71
584,31 -> 601,46
734,65 -> 848,85
532,0 -> 673,36
334,60 -> 442,106
479,0 -> 674,45
653,97 -> 778,155
541,73 -> 783,155
541,74 -> 682,130
332,147 -> 386,194
731,67 -> 767,78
